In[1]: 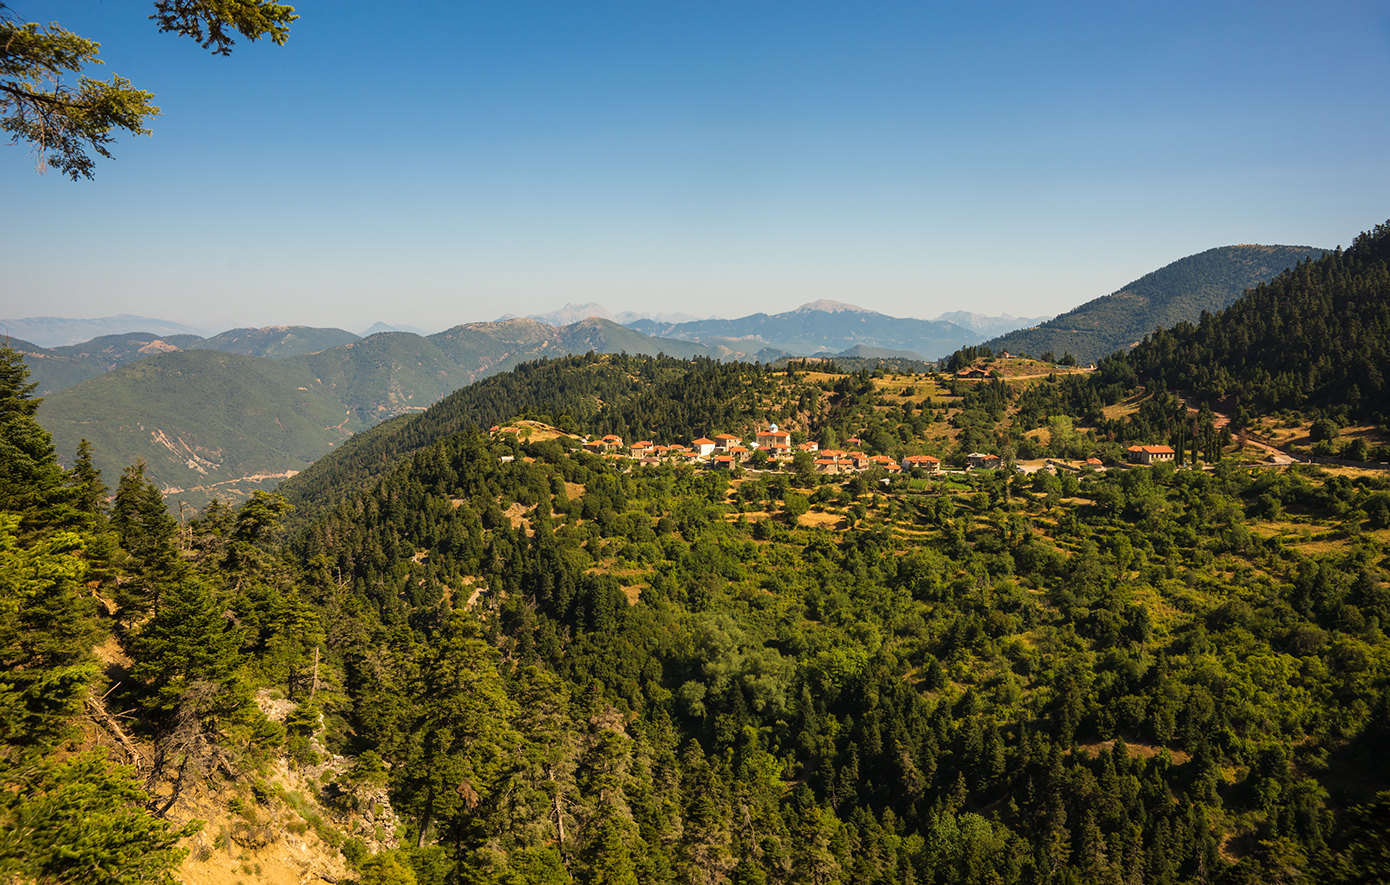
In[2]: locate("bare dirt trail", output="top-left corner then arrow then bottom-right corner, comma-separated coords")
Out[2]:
1176,392 -> 1301,465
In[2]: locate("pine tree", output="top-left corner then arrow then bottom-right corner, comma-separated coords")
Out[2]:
69,439 -> 109,518
0,348 -> 74,529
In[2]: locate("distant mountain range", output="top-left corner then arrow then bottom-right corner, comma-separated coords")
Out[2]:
360,321 -> 435,336
35,318 -> 749,506
8,304 -> 1037,396
975,244 -> 1327,364
19,240 -> 1327,507
623,299 -> 985,360
8,326 -> 362,396
524,303 -> 714,327
935,310 -> 1052,337
0,314 -> 209,347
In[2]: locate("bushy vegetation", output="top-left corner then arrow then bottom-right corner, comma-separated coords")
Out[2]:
5,221 -> 1390,884
279,409 -> 1390,884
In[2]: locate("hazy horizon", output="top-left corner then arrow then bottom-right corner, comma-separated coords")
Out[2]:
4,2 -> 1384,331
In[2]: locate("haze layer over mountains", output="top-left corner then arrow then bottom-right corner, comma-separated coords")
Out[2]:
12,240 -> 1323,505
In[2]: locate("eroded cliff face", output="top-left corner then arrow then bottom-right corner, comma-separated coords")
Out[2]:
172,691 -> 401,885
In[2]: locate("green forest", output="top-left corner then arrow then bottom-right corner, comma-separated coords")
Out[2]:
977,245 -> 1326,366
3,222 -> 1390,885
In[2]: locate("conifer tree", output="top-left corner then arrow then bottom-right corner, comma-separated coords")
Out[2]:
69,438 -> 108,517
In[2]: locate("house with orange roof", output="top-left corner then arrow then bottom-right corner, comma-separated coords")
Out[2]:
711,454 -> 736,470
967,452 -> 1002,469
1127,445 -> 1175,465
814,457 -> 853,475
902,454 -> 941,474
713,433 -> 742,452
691,437 -> 717,457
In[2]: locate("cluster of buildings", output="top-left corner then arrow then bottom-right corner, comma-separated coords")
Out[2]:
557,424 -> 947,476
492,423 -> 1173,474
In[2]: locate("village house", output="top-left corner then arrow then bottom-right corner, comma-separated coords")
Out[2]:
691,437 -> 717,457
585,434 -> 623,453
713,434 -> 742,452
902,454 -> 941,474
1127,445 -> 1176,465
967,452 -> 1002,469
814,456 -> 854,475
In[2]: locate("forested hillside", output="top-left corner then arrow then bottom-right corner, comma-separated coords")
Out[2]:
188,325 -> 361,359
1126,222 -> 1390,426
6,221 -> 1390,885
11,327 -> 357,397
5,327 -> 1390,883
980,245 -> 1326,364
285,392 -> 1389,884
0,348 -> 295,883
37,318 -> 732,507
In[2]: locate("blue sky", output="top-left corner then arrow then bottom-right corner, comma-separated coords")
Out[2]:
4,1 -> 1388,334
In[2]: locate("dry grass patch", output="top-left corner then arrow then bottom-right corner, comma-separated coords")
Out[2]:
799,511 -> 845,529
1102,399 -> 1144,422
1074,738 -> 1190,766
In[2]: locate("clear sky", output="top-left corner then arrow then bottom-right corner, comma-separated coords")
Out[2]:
4,1 -> 1388,334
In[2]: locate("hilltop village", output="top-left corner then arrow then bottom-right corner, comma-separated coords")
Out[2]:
563,424 -> 932,475
498,422 -> 1181,475
493,419 -> 1177,477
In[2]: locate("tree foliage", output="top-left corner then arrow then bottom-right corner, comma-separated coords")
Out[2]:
1,0 -> 295,178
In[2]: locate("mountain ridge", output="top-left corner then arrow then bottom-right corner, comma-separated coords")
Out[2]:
973,244 -> 1327,363
0,313 -> 209,347
37,317 -> 741,504
625,304 -> 981,359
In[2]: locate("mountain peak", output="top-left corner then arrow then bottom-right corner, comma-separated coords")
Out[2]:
528,303 -> 617,326
792,299 -> 874,314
